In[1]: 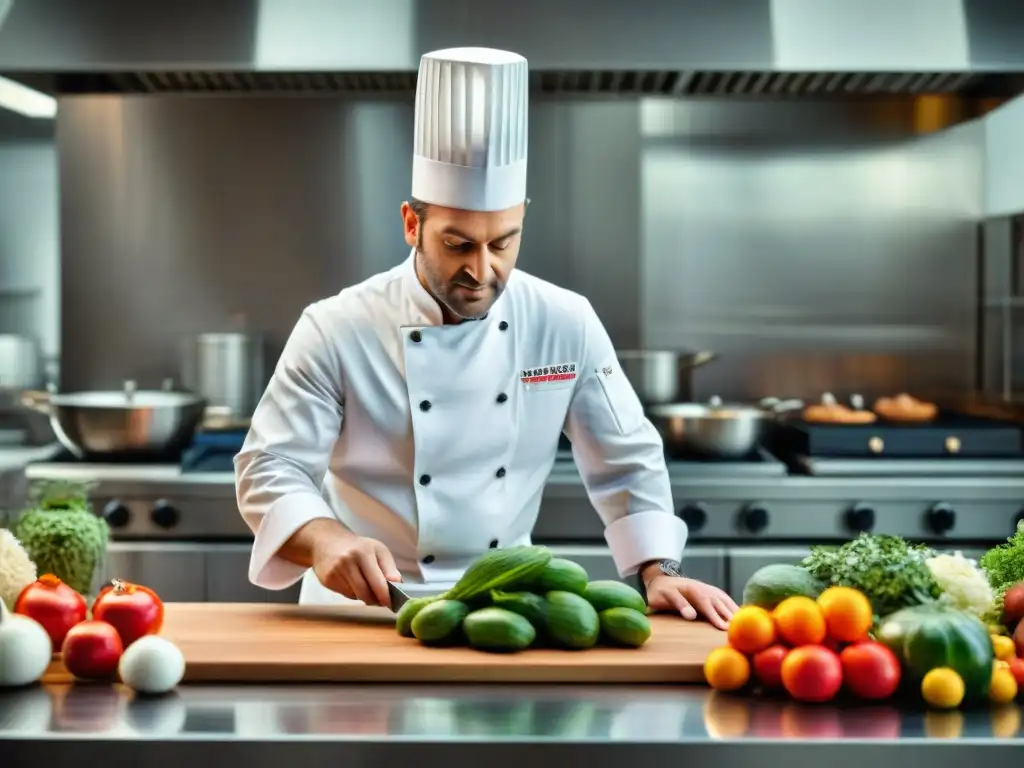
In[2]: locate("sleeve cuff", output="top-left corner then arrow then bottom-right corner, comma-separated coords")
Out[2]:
248,493 -> 336,590
604,511 -> 689,577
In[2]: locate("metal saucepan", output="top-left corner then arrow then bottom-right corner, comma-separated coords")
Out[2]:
647,396 -> 803,459
616,349 -> 717,405
0,334 -> 42,391
20,379 -> 207,459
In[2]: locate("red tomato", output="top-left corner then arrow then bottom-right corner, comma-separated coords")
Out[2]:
92,578 -> 164,647
14,574 -> 87,649
839,641 -> 902,700
61,620 -> 124,681
780,645 -> 843,704
1007,657 -> 1024,688
752,644 -> 789,689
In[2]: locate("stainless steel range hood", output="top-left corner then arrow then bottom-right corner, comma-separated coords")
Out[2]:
2,0 -> 1024,97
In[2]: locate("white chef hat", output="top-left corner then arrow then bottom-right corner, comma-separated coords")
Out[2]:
411,47 -> 529,212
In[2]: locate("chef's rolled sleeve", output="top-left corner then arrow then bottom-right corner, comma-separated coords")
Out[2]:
235,307 -> 345,590
563,300 -> 688,577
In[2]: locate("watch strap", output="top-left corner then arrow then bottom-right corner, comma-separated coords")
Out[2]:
641,559 -> 682,589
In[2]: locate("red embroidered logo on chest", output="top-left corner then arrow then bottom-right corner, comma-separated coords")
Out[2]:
520,362 -> 578,385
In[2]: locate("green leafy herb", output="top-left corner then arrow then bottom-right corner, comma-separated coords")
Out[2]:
11,478 -> 108,596
980,520 -> 1024,595
28,478 -> 97,513
802,533 -> 942,619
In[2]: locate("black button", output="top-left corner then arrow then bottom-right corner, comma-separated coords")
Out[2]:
496,392 -> 508,404
489,539 -> 499,549
419,400 -> 431,412
410,330 -> 422,343
498,321 -> 508,331
495,467 -> 506,478
422,554 -> 435,564
419,474 -> 431,486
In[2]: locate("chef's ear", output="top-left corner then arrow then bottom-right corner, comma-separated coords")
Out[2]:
400,200 -> 425,249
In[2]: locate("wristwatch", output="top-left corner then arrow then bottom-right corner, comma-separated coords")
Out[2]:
641,559 -> 682,589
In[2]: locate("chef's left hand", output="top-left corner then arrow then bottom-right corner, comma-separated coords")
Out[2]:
645,576 -> 738,630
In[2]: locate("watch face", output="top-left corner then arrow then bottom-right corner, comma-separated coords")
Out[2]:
659,560 -> 681,578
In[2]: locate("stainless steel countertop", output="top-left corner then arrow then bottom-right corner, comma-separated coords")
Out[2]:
0,683 -> 1020,767
24,460 -> 1024,494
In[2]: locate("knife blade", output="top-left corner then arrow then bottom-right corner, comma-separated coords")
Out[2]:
385,581 -> 457,613
387,581 -> 412,611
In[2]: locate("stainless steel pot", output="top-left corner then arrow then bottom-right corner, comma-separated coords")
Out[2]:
181,331 -> 266,427
20,379 -> 207,459
0,334 -> 41,391
647,396 -> 802,458
616,349 -> 717,405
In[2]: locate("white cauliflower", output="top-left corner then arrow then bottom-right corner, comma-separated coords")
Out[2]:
0,528 -> 37,610
926,551 -> 996,621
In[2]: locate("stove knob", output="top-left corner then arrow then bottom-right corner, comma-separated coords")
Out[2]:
740,504 -> 769,534
151,500 -> 180,529
926,503 -> 956,535
102,501 -> 130,528
845,504 -> 876,533
678,503 -> 708,532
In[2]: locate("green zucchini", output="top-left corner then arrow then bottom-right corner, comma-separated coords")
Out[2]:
446,545 -> 552,602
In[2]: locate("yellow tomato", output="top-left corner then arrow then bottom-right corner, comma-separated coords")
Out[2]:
921,667 -> 965,710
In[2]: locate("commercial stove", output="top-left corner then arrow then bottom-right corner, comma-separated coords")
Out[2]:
21,428 -> 1024,605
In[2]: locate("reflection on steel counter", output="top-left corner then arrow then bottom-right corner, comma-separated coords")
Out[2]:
0,683 -> 1021,742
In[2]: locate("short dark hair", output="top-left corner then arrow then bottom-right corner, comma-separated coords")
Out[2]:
408,196 -> 531,226
408,197 -> 431,222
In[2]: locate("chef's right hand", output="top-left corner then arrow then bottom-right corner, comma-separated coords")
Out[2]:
310,534 -> 401,607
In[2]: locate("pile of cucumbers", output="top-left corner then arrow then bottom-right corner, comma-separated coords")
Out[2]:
395,545 -> 652,653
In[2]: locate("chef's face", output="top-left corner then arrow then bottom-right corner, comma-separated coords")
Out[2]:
402,199 -> 525,322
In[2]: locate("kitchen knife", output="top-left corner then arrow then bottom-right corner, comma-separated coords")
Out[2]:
386,581 -> 457,612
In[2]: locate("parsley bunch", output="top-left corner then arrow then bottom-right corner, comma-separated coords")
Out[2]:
980,520 -> 1024,599
802,533 -> 942,619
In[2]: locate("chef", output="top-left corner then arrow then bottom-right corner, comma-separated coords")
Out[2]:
234,47 -> 738,629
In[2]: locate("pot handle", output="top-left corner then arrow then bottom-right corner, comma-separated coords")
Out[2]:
679,351 -> 717,371
20,389 -> 52,415
759,397 -> 805,417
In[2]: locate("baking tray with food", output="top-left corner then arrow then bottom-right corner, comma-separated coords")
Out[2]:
772,393 -> 1024,459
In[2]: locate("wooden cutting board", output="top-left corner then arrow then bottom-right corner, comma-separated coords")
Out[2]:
43,603 -> 725,684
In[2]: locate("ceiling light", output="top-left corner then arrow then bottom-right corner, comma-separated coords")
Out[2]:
0,76 -> 57,118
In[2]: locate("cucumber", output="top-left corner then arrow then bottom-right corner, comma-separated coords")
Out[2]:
531,558 -> 589,595
546,590 -> 600,650
490,589 -> 549,631
463,607 -> 537,652
599,607 -> 652,648
410,599 -> 470,644
447,545 -> 552,602
395,595 -> 440,638
742,564 -> 823,610
582,580 -> 648,615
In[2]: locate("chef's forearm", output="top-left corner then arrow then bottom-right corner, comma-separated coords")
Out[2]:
277,517 -> 356,568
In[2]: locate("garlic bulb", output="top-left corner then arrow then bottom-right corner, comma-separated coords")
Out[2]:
0,528 -> 37,611
0,600 -> 53,687
118,635 -> 185,695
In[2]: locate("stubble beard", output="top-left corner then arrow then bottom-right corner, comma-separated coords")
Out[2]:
415,246 -> 501,321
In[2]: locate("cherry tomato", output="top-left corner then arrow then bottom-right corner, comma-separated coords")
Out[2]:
839,641 -> 902,701
62,620 -> 124,681
14,574 -> 87,649
752,644 -> 789,689
1007,657 -> 1024,688
92,578 -> 164,647
780,645 -> 843,704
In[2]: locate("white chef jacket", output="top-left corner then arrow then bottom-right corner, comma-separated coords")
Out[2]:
235,249 -> 687,605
